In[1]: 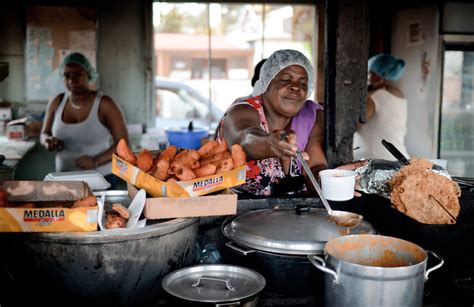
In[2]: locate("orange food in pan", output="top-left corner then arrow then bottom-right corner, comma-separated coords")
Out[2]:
389,158 -> 461,224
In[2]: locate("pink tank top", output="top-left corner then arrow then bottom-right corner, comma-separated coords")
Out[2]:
218,96 -> 322,196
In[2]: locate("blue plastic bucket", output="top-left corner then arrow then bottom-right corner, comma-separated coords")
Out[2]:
165,127 -> 208,149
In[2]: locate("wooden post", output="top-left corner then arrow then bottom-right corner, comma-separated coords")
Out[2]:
324,0 -> 369,166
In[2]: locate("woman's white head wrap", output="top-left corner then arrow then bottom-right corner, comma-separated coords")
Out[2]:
252,49 -> 314,98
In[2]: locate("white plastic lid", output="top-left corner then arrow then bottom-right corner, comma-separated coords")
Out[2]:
44,170 -> 111,191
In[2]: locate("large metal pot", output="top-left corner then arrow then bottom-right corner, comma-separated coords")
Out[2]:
308,234 -> 444,307
0,191 -> 199,305
162,264 -> 266,306
222,206 -> 376,298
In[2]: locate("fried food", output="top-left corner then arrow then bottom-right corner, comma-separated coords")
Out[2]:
105,203 -> 130,229
389,158 -> 461,224
175,166 -> 196,181
194,163 -> 217,177
158,145 -> 177,161
117,138 -> 137,165
200,151 -> 232,167
112,203 -> 130,220
105,212 -> 127,229
201,140 -> 228,158
153,159 -> 170,181
136,149 -> 154,172
216,157 -> 234,173
198,140 -> 219,157
174,149 -> 200,162
169,160 -> 200,174
142,140 -> 245,182
71,195 -> 97,208
169,149 -> 200,174
390,158 -> 433,190
231,144 -> 246,167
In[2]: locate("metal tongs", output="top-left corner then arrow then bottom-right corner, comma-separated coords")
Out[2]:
295,150 -> 363,228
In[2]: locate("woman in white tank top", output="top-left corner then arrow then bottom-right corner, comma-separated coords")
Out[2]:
354,53 -> 410,161
40,53 -> 129,185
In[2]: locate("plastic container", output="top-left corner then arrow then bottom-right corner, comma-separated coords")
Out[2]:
44,170 -> 111,191
319,169 -> 356,201
165,127 -> 208,149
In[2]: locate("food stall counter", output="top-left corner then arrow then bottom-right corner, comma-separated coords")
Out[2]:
0,136 -> 36,180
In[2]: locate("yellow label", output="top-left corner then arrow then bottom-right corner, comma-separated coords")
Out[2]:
167,165 -> 247,197
112,154 -> 247,198
0,207 -> 98,232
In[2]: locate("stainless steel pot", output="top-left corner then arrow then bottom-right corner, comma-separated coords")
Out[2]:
222,206 -> 376,297
162,264 -> 265,306
1,191 -> 199,305
308,234 -> 444,307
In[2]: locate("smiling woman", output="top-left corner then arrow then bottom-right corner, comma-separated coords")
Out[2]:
216,49 -> 326,197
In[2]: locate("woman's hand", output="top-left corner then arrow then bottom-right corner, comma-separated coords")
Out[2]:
335,160 -> 369,197
75,155 -> 97,170
44,137 -> 64,152
268,130 -> 310,159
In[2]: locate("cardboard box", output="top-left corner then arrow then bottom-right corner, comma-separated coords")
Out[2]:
112,154 -> 246,198
0,181 -> 98,232
128,184 -> 237,219
6,117 -> 27,140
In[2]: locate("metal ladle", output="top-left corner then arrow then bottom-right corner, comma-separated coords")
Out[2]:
295,150 -> 363,228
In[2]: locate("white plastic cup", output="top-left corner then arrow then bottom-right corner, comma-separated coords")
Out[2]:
319,169 -> 357,201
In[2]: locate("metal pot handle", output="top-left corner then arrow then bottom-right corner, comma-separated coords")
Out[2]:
425,250 -> 444,281
215,302 -> 240,306
225,241 -> 256,256
307,255 -> 339,284
192,275 -> 235,291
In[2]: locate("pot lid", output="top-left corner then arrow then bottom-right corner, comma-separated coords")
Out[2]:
223,207 -> 376,255
162,264 -> 265,303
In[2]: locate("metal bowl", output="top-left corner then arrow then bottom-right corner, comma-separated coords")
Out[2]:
1,190 -> 199,304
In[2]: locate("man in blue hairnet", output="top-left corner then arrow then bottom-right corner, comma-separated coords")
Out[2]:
353,53 -> 410,161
